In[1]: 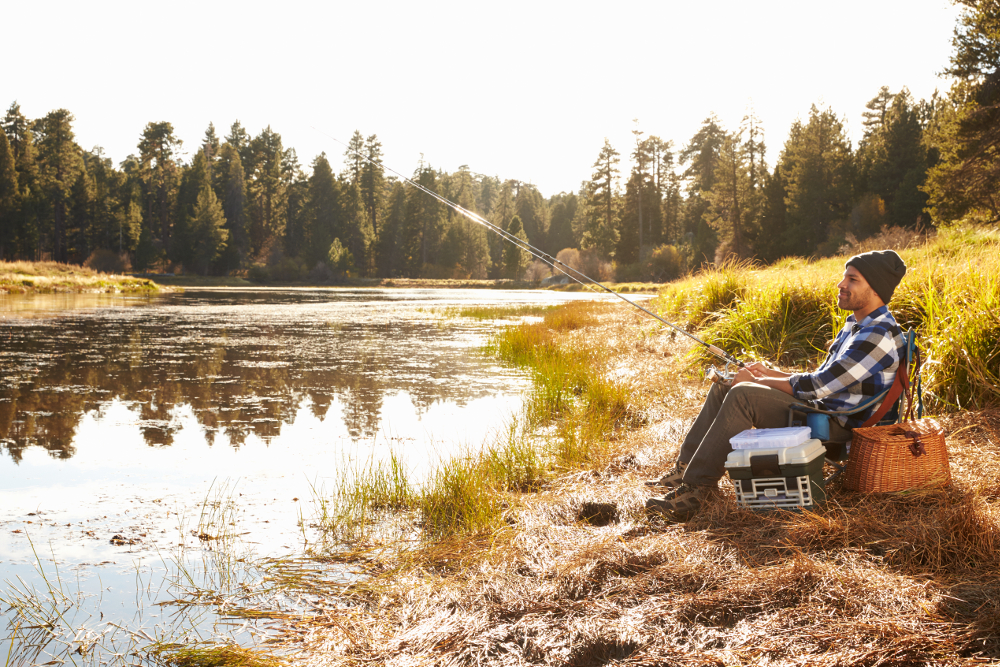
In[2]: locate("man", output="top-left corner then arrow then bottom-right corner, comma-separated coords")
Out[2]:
645,249 -> 908,520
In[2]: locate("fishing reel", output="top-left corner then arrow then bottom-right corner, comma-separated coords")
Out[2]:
704,362 -> 737,386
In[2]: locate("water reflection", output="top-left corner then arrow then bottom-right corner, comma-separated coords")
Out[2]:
0,288 -> 562,462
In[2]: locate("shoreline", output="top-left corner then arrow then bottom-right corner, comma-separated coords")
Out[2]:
0,261 -> 166,295
0,260 -> 663,295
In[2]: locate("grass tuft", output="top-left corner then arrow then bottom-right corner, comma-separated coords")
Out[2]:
148,643 -> 286,666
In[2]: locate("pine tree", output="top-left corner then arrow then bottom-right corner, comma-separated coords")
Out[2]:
647,136 -> 674,246
202,122 -> 221,163
68,153 -> 96,261
581,139 -> 621,257
304,153 -> 341,269
755,166 -> 790,263
449,167 -> 489,278
283,150 -> 309,263
339,178 -> 372,275
547,192 -> 578,253
680,116 -> 726,265
478,175 -> 499,218
2,104 -> 41,259
188,186 -> 229,275
401,166 -> 443,275
80,149 -> 120,254
359,135 -> 385,236
619,131 -> 662,264
376,182 -> 407,277
226,121 -> 253,181
137,121 -> 182,261
0,126 -> 17,259
174,150 -> 214,268
35,109 -> 84,262
504,215 -> 530,280
343,130 -> 365,183
856,88 -> 929,232
924,1 -> 1000,222
487,180 -> 516,277
246,126 -> 287,258
215,143 -> 248,273
327,238 -> 354,279
661,170 -> 683,245
514,185 -> 548,251
780,104 -> 854,255
705,132 -> 753,261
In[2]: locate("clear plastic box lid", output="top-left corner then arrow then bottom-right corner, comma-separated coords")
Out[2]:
725,439 -> 826,468
729,426 -> 812,450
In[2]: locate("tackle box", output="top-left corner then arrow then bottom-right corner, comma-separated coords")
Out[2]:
729,426 -> 812,450
724,439 -> 827,510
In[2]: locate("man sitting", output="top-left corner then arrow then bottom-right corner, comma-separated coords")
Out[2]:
645,249 -> 908,521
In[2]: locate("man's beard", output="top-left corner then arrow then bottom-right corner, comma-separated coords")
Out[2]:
839,286 -> 875,312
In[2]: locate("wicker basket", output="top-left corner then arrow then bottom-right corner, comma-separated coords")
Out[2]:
844,419 -> 950,492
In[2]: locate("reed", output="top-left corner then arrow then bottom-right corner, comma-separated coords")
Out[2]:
310,451 -> 415,544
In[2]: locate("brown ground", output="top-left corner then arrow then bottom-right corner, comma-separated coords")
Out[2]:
280,307 -> 1000,666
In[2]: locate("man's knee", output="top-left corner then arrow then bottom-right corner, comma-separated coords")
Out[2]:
721,382 -> 769,406
722,382 -> 798,426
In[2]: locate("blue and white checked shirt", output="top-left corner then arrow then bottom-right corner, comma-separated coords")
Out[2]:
788,305 -> 906,429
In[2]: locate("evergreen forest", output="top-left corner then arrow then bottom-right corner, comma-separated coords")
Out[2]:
0,0 -> 997,283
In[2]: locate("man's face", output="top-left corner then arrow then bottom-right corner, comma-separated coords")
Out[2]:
837,266 -> 878,312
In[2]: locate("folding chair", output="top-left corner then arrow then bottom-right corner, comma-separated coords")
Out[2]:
787,328 -> 923,484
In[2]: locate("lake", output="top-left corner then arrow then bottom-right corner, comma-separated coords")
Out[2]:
0,287 -> 608,665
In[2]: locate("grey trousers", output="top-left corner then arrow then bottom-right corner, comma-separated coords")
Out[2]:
679,382 -> 852,487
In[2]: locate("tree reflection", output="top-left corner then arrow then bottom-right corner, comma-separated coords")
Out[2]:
0,297 -> 511,463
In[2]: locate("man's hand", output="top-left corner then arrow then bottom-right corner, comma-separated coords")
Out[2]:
732,362 -> 769,385
731,361 -> 794,396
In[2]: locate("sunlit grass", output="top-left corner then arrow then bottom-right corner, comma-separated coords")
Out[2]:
147,643 -> 286,666
434,304 -> 557,320
0,260 -> 161,293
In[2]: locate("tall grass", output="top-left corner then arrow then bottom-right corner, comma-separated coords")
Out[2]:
310,451 -> 415,544
654,224 -> 1000,411
487,301 -> 640,465
310,301 -> 637,542
311,419 -> 547,541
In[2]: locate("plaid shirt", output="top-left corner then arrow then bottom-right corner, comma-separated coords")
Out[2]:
788,305 -> 905,429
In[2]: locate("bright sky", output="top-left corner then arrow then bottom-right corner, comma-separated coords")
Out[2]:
6,0 -> 961,197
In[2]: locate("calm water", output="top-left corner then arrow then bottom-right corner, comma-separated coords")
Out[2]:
0,287 -> 607,664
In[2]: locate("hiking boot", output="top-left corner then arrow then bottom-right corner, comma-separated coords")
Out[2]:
645,483 -> 716,521
644,460 -> 687,490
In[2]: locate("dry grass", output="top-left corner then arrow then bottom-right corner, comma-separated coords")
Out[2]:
0,260 -> 161,293
272,295 -> 1000,666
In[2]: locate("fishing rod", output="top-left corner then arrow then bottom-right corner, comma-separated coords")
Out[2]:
312,127 -> 744,377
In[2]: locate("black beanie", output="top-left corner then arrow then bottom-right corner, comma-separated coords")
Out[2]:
846,250 -> 907,304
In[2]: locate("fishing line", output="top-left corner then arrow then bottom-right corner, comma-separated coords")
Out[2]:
310,126 -> 743,370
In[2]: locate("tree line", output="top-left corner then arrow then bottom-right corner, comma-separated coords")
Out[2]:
0,0 -> 996,281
